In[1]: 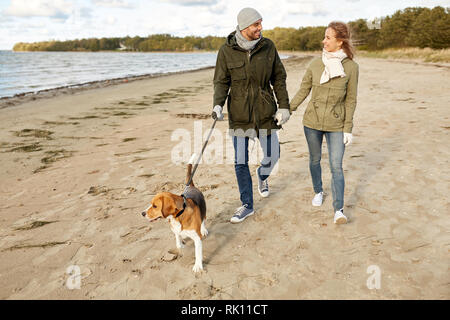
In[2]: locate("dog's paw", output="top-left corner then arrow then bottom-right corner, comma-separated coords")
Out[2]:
176,239 -> 185,249
201,228 -> 209,238
176,242 -> 185,249
192,263 -> 203,273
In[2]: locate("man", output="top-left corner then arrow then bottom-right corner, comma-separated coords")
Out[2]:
212,7 -> 290,223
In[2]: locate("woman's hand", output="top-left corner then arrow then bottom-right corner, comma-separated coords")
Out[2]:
274,108 -> 291,125
343,133 -> 353,146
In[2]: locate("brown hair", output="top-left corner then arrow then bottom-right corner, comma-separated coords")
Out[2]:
328,21 -> 354,60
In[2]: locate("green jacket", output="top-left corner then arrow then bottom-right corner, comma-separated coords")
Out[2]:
213,31 -> 290,133
290,57 -> 359,133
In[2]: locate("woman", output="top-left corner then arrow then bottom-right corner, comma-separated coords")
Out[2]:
290,21 -> 359,224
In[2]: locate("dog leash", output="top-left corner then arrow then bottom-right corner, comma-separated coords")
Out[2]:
177,118 -> 217,218
185,118 -> 217,188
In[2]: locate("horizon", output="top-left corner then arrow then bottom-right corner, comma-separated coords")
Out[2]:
0,0 -> 448,50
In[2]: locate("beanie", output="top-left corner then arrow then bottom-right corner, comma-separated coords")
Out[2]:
237,8 -> 262,31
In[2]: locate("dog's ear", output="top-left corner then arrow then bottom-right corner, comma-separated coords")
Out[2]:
153,198 -> 163,215
161,194 -> 178,218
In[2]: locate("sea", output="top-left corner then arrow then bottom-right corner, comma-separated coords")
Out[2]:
0,51 -> 219,98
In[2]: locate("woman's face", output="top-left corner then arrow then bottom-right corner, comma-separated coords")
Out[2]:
322,28 -> 343,52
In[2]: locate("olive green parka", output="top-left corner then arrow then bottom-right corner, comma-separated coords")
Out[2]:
290,57 -> 359,133
213,31 -> 290,134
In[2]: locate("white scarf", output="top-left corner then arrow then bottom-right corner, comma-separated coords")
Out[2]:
320,49 -> 347,84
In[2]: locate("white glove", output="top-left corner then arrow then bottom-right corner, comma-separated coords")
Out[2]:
212,105 -> 224,121
343,133 -> 353,146
274,108 -> 290,126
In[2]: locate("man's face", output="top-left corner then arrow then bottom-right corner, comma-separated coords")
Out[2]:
241,19 -> 263,41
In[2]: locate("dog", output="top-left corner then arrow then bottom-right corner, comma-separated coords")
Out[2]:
141,154 -> 207,272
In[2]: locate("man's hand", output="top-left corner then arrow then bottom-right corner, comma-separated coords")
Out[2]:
212,105 -> 224,121
343,133 -> 353,146
274,108 -> 290,126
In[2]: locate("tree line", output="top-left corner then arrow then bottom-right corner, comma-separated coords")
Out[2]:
12,35 -> 226,52
13,6 -> 449,52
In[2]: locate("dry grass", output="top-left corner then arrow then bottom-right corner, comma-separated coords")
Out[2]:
4,241 -> 67,251
13,129 -> 54,139
358,48 -> 450,63
15,221 -> 57,231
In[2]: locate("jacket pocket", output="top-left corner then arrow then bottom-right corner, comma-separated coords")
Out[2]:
336,103 -> 345,120
259,88 -> 277,121
303,103 -> 317,125
327,102 -> 345,127
228,91 -> 250,123
227,60 -> 246,81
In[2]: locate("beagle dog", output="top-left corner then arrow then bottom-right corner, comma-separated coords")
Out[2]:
141,155 -> 207,272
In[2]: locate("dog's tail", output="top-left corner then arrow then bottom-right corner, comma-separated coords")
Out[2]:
186,153 -> 198,187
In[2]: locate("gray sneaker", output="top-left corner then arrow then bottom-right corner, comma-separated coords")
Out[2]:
256,167 -> 269,198
230,204 -> 254,223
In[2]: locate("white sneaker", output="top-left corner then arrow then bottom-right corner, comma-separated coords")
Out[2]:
312,192 -> 323,206
334,209 -> 348,225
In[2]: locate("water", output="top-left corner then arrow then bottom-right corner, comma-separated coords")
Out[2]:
0,51 -> 218,98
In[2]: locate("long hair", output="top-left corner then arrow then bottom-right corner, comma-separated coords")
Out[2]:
328,21 -> 354,60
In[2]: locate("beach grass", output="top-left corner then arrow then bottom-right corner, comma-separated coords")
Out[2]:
357,47 -> 450,63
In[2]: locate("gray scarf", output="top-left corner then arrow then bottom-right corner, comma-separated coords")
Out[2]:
235,26 -> 261,51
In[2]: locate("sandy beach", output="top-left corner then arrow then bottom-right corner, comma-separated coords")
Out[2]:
0,53 -> 449,300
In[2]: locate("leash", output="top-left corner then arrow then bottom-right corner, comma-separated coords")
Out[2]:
185,118 -> 217,188
177,118 -> 217,218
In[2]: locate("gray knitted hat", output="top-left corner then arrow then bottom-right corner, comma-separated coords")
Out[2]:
237,7 -> 262,31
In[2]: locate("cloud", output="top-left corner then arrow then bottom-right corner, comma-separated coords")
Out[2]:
205,0 -> 228,14
92,0 -> 135,9
80,7 -> 93,19
285,0 -> 329,16
4,0 -> 73,20
104,16 -> 118,25
161,0 -> 220,6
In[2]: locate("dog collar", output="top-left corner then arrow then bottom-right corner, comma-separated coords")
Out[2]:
176,194 -> 188,218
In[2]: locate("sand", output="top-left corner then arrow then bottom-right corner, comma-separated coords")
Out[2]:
0,53 -> 449,300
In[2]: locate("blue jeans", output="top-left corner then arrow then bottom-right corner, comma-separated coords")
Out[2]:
233,132 -> 280,209
304,126 -> 345,212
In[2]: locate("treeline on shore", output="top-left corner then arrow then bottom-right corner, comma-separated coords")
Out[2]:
13,6 -> 449,52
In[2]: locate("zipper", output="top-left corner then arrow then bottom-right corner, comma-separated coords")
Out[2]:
248,50 -> 256,127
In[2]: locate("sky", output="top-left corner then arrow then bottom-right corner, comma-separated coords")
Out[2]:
0,0 -> 448,49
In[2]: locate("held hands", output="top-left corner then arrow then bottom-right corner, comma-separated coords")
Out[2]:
343,133 -> 353,146
211,105 -> 224,121
274,108 -> 291,126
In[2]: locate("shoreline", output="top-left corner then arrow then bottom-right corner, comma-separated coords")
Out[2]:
2,52 -> 446,111
0,54 -> 297,110
2,50 -> 446,110
0,66 -> 215,109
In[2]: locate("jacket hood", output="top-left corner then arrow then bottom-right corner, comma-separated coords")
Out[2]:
226,31 -> 238,47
